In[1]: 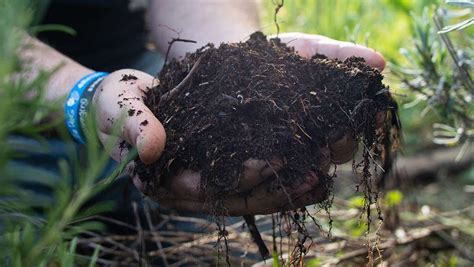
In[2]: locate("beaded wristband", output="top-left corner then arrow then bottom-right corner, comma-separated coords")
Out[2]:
64,72 -> 108,144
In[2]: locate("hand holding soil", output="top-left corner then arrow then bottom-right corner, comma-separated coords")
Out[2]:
95,32 -> 396,216
92,69 -> 166,164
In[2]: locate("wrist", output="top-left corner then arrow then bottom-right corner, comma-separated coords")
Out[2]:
48,64 -> 94,101
64,72 -> 108,144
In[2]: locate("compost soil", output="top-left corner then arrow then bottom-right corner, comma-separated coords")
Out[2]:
135,32 -> 397,211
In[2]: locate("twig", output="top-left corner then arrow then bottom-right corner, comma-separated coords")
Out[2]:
159,57 -> 203,107
72,215 -> 137,231
163,38 -> 197,67
434,229 -> 474,261
143,200 -> 169,266
80,230 -> 141,261
75,253 -> 120,265
433,13 -> 473,93
132,202 -> 148,266
243,215 -> 270,259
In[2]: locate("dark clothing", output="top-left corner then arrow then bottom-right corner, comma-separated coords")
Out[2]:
37,0 -> 148,72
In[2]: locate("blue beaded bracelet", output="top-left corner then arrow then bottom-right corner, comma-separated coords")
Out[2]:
64,72 -> 108,144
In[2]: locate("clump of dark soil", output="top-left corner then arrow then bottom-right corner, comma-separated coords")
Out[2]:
135,32 -> 398,213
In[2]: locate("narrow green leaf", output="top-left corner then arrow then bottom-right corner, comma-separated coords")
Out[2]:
446,0 -> 474,8
438,17 -> 474,33
88,245 -> 101,267
272,250 -> 280,267
29,24 -> 76,36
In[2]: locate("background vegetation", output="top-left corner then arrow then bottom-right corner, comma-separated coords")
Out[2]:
0,0 -> 472,266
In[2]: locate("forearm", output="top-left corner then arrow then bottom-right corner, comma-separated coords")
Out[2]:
20,35 -> 93,101
150,0 -> 260,59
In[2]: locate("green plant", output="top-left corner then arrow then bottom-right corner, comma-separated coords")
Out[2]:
438,0 -> 474,33
391,2 -> 473,153
260,0 -> 439,63
0,1 -> 131,265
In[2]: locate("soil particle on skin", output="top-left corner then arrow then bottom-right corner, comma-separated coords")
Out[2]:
119,140 -> 127,149
140,120 -> 148,126
123,97 -> 141,101
137,110 -> 143,116
120,74 -> 138,82
128,109 -> 136,116
136,31 -> 398,210
119,140 -> 132,150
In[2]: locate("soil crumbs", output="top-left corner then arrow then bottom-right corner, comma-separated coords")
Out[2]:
135,32 -> 398,214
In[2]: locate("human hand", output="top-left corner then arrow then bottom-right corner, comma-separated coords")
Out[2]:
97,34 -> 385,215
132,33 -> 386,216
91,69 -> 325,216
92,69 -> 166,164
96,68 -> 352,215
275,32 -> 386,70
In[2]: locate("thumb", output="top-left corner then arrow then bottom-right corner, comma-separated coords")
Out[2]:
122,101 -> 166,164
94,68 -> 167,164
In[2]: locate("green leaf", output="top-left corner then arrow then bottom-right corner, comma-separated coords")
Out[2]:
438,17 -> 474,33
68,237 -> 78,254
348,196 -> 365,208
88,245 -> 101,267
307,258 -> 322,267
446,0 -> 474,8
29,24 -> 76,36
385,190 -> 404,207
272,250 -> 280,267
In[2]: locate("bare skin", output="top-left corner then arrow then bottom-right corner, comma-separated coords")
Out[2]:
20,1 -> 386,215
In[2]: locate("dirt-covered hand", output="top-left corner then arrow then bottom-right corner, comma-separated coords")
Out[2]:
93,69 -> 166,164
133,132 -> 356,216
279,32 -> 387,162
133,158 -> 330,216
131,33 -> 388,216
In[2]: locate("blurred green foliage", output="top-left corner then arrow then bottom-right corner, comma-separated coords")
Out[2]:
384,190 -> 404,208
261,0 -> 440,63
0,1 -> 130,265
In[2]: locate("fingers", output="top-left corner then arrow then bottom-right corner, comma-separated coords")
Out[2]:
313,40 -> 386,70
94,69 -> 166,164
157,170 -> 323,216
167,170 -> 202,201
376,110 -> 387,128
318,147 -> 332,171
97,132 -> 130,162
150,158 -> 284,203
154,158 -> 285,203
281,184 -> 329,212
278,32 -> 386,70
236,170 -> 321,215
239,158 -> 283,192
327,109 -> 389,164
329,132 -> 358,164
